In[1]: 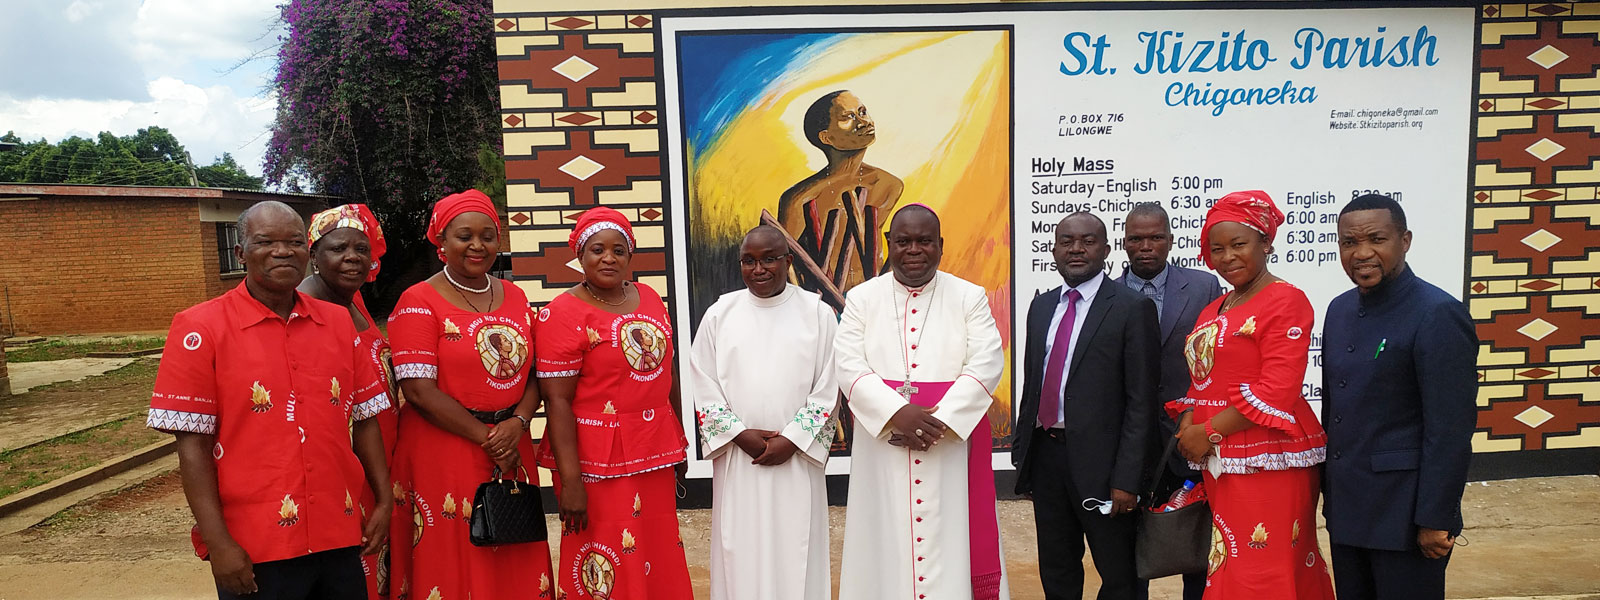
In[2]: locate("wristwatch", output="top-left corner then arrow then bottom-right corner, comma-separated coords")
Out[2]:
513,414 -> 531,430
1204,421 -> 1224,444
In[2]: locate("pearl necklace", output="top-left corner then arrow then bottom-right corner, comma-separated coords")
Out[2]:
443,266 -> 491,294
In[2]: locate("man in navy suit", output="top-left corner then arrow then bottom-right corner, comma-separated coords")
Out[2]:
1114,202 -> 1222,600
1322,194 -> 1476,600
1013,212 -> 1159,600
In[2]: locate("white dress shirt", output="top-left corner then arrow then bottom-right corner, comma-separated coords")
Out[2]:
1044,271 -> 1105,428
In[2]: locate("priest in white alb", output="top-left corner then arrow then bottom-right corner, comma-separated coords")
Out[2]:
689,225 -> 839,600
835,205 -> 1009,600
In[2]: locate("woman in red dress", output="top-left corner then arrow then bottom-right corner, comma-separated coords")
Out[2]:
536,207 -> 692,600
1170,191 -> 1335,599
388,191 -> 555,600
299,203 -> 398,599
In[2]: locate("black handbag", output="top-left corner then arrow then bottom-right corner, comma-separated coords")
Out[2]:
468,466 -> 548,547
1135,435 -> 1212,579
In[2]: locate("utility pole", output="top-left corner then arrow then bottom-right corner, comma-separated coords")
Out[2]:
184,151 -> 199,186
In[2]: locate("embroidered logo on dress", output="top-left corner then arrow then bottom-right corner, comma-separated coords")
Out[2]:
538,307 -> 551,322
182,332 -> 202,351
619,320 -> 667,374
620,529 -> 637,554
1235,316 -> 1257,337
250,381 -> 273,413
442,318 -> 462,341
278,494 -> 300,527
329,377 -> 341,405
574,543 -> 619,598
475,324 -> 529,380
212,442 -> 224,460
1286,326 -> 1304,340
441,493 -> 457,520
1185,322 -> 1221,384
1249,523 -> 1269,549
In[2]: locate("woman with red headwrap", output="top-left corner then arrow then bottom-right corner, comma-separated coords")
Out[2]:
535,206 -> 693,600
1167,190 -> 1335,598
298,204 -> 399,600
386,190 -> 554,599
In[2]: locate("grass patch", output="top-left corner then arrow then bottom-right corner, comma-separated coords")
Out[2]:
0,415 -> 167,500
6,337 -> 165,363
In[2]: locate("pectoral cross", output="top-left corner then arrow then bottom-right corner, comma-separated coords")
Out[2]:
895,382 -> 919,400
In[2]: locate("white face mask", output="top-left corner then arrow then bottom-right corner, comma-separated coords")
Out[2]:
1082,497 -> 1115,515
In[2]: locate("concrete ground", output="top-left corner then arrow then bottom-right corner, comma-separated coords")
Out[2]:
0,358 -> 144,454
0,471 -> 1594,599
4,357 -> 137,395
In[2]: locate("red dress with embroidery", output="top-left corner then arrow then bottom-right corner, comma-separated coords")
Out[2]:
1167,281 -> 1334,599
534,283 -> 692,600
351,294 -> 400,600
388,282 -> 555,600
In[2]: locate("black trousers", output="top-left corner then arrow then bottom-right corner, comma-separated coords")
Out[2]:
1031,428 -> 1148,600
216,546 -> 366,600
1331,543 -> 1450,600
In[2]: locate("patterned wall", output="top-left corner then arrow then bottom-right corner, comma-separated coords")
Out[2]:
492,1 -> 1600,476
493,11 -> 670,309
1470,3 -> 1600,457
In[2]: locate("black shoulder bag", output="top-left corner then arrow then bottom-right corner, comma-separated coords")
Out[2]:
469,466 -> 548,547
1134,433 -> 1212,579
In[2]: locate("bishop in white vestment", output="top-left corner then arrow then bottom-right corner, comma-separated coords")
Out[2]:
835,206 -> 1008,600
689,226 -> 839,600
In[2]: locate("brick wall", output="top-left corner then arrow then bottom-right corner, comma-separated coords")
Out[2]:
0,197 -> 209,334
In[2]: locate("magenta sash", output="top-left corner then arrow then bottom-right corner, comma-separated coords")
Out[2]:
885,380 -> 1003,600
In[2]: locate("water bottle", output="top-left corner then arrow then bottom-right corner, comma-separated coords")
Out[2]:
1163,480 -> 1197,512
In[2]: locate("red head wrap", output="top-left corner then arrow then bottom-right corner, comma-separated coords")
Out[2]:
568,207 -> 635,253
307,203 -> 386,282
427,190 -> 499,248
1199,190 -> 1285,269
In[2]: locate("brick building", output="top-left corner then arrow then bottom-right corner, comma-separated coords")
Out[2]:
0,184 -> 331,335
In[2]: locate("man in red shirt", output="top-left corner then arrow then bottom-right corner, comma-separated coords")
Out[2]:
147,201 -> 392,599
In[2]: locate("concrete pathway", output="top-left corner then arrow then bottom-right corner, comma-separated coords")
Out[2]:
0,358 -> 146,454
6,358 -> 136,395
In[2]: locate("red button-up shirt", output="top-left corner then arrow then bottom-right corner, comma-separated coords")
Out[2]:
147,282 -> 390,563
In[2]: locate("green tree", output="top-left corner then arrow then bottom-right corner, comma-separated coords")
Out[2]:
265,0 -> 501,310
0,127 -> 258,187
196,153 -> 265,190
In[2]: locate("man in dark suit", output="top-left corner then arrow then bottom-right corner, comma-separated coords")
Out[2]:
1114,202 -> 1222,600
1322,194 -> 1475,600
1013,212 -> 1159,600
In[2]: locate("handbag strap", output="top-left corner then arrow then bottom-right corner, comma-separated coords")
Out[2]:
490,465 -> 534,485
1141,432 -> 1184,508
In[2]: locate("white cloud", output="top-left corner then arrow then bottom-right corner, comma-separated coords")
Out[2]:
130,0 -> 281,70
0,77 -> 278,178
0,0 -> 283,180
64,0 -> 104,23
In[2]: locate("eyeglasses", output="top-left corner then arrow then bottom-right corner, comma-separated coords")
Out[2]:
739,254 -> 790,267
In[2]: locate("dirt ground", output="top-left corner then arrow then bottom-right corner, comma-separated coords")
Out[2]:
0,471 -> 1595,599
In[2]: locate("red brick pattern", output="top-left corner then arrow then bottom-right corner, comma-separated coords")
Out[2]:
0,198 -> 232,334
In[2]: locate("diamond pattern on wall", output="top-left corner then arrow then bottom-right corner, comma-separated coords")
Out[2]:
1469,4 -> 1600,456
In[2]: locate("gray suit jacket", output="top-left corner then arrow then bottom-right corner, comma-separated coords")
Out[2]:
1117,264 -> 1223,479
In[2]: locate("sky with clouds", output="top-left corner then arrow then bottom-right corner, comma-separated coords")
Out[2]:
0,0 -> 282,177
